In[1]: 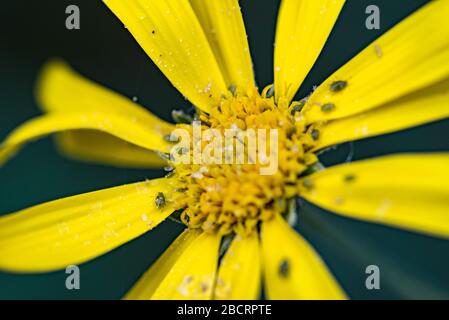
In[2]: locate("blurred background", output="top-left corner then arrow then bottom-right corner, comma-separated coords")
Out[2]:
1,0 -> 449,299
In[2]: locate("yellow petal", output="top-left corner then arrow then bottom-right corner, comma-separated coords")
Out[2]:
124,229 -> 200,299
189,0 -> 255,92
103,0 -> 228,112
125,230 -> 221,300
0,178 -> 178,272
0,111 -> 171,167
55,131 -> 166,168
37,60 -> 174,128
313,77 -> 449,150
261,214 -> 347,300
299,154 -> 449,239
214,234 -> 261,300
274,0 -> 345,102
303,0 -> 449,123
36,60 -> 174,168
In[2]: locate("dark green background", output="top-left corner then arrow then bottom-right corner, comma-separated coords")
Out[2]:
1,0 -> 449,299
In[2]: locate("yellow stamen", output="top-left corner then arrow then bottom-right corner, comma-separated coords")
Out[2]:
169,87 -> 320,236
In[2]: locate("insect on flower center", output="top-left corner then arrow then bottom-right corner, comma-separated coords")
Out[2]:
164,86 -> 322,236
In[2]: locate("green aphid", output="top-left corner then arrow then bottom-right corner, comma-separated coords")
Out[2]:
290,100 -> 306,115
302,179 -> 314,190
321,103 -> 336,113
330,80 -> 348,92
171,109 -> 193,124
311,129 -> 320,141
344,173 -> 356,183
155,192 -> 165,208
279,259 -> 290,278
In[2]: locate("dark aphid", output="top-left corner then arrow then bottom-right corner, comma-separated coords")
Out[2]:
163,133 -> 180,143
344,173 -> 356,183
321,103 -> 336,113
290,100 -> 306,115
279,259 -> 290,278
266,85 -> 275,98
155,192 -> 165,208
175,187 -> 188,193
311,129 -> 320,141
302,179 -> 314,190
177,146 -> 189,155
330,80 -> 348,92
151,30 -> 156,35
171,109 -> 193,124
229,85 -> 237,95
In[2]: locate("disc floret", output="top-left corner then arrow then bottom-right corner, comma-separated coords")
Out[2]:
168,88 -> 321,236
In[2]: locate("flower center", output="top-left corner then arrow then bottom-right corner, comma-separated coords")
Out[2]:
167,87 -> 321,236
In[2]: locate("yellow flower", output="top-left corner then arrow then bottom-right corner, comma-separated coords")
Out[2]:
1,0 -> 449,299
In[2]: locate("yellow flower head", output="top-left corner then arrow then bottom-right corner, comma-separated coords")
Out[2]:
1,0 -> 449,300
